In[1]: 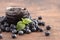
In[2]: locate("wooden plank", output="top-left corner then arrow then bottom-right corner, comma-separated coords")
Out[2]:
0,1 -> 60,40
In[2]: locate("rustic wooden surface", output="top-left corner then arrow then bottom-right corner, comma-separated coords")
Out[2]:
0,0 -> 60,40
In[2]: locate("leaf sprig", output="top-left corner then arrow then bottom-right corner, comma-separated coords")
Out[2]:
16,18 -> 32,31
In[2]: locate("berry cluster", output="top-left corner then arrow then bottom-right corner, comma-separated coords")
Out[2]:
0,7 -> 51,39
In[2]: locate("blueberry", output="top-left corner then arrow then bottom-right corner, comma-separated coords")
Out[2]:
0,29 -> 2,33
0,16 -> 7,24
32,19 -> 38,24
25,26 -> 29,29
12,34 -> 17,39
26,29 -> 31,34
10,28 -> 13,32
35,24 -> 40,31
31,27 -> 36,32
30,22 -> 35,26
39,28 -> 43,32
22,29 -> 26,33
18,31 -> 24,35
5,27 -> 10,32
45,32 -> 50,36
0,25 -> 5,32
4,22 -> 9,27
46,25 -> 51,30
10,24 -> 16,29
38,21 -> 45,26
29,22 -> 35,29
0,34 -> 3,39
12,29 -> 17,34
0,23 -> 1,26
38,16 -> 42,20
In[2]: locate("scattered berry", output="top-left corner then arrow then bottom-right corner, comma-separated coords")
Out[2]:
46,25 -> 51,30
12,34 -> 17,39
39,28 -> 43,32
38,21 -> 45,26
45,32 -> 50,36
38,16 -> 42,20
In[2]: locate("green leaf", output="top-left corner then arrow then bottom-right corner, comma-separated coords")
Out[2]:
16,18 -> 32,31
16,21 -> 25,31
22,18 -> 32,24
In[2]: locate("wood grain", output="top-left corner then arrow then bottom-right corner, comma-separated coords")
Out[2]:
0,0 -> 60,40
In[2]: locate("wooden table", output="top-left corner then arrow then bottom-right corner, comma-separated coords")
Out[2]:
0,1 -> 60,40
